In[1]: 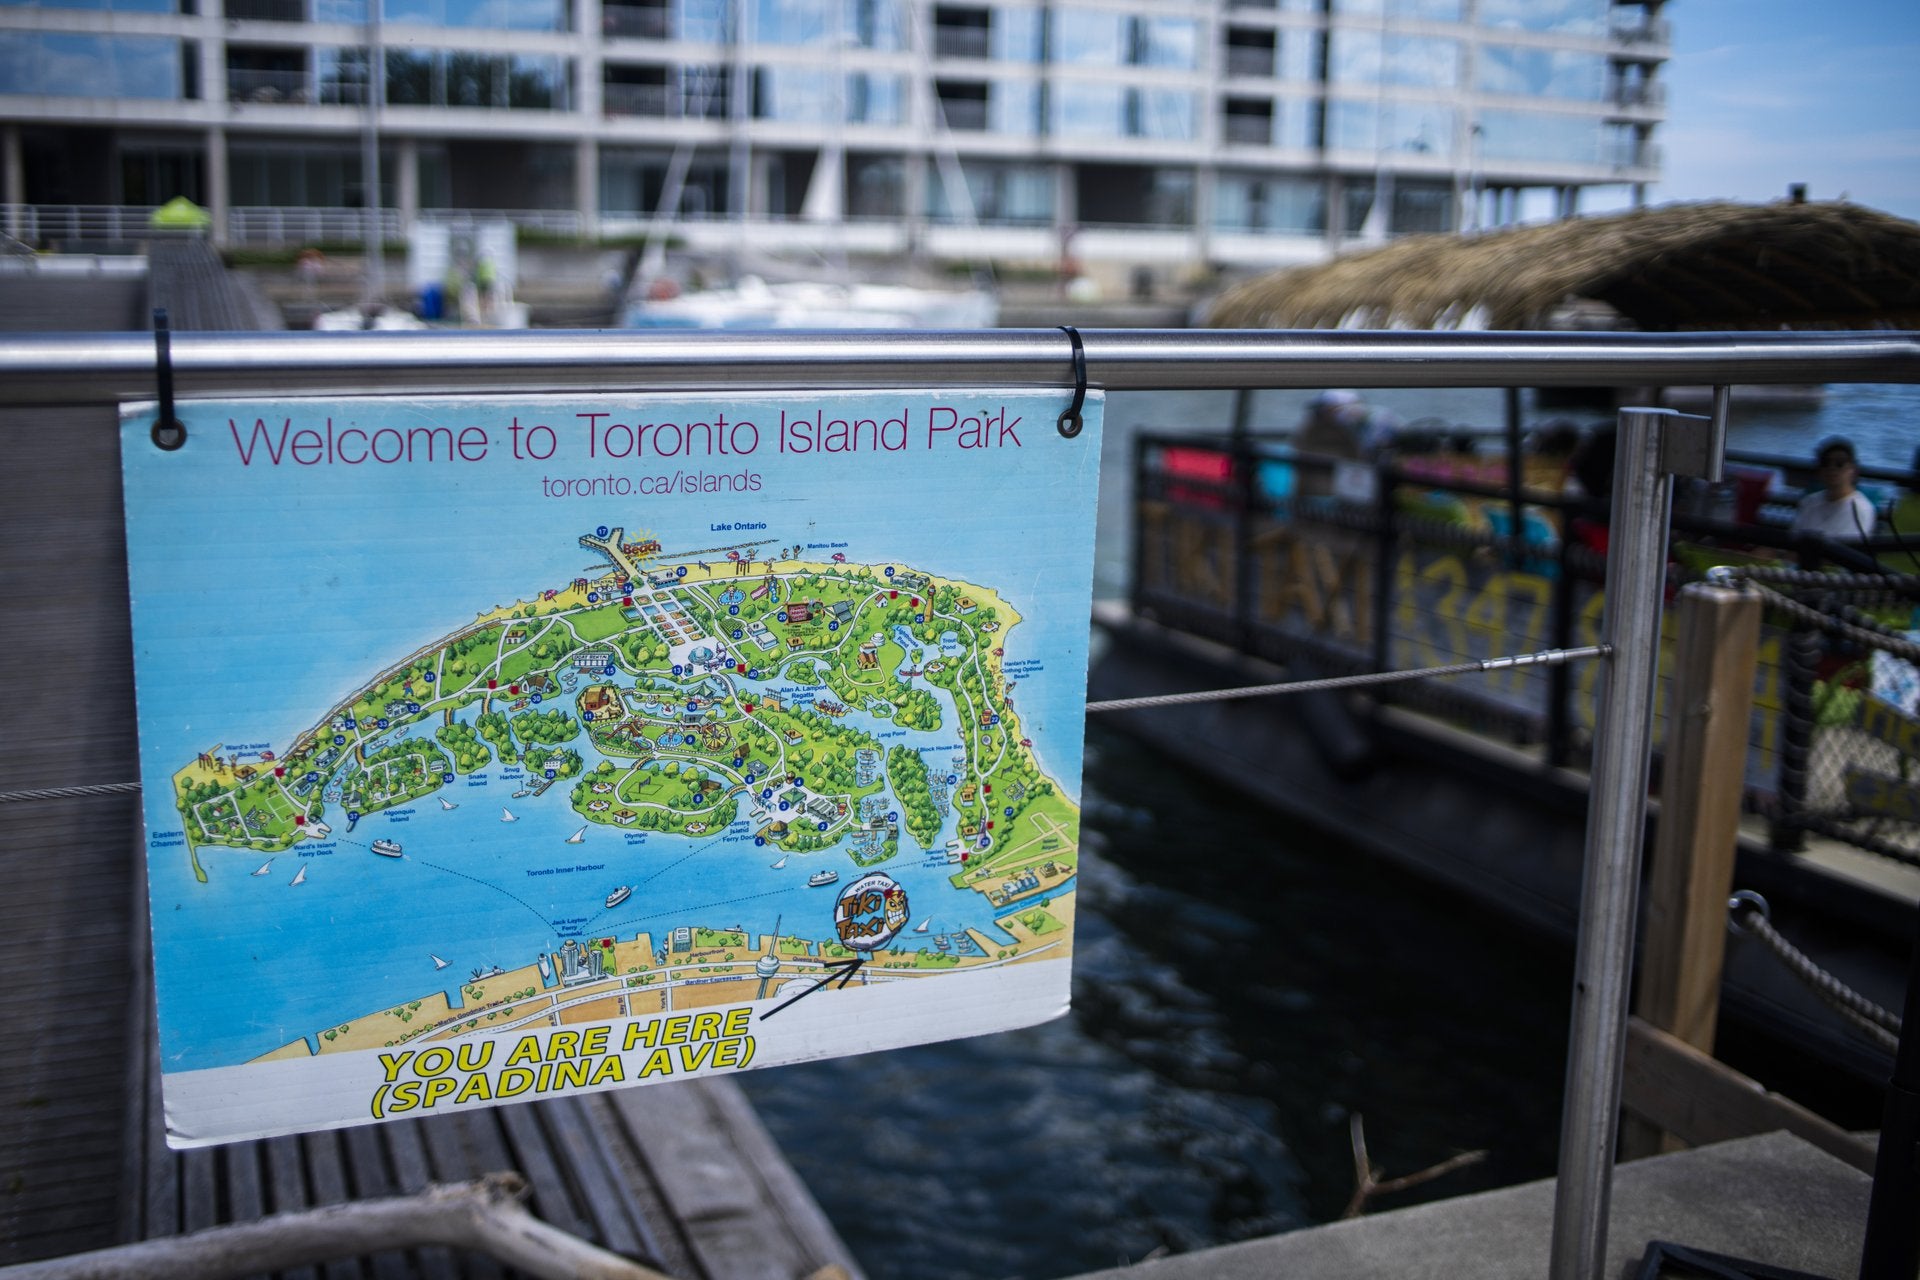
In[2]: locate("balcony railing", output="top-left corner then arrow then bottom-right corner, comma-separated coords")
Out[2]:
935,96 -> 988,130
1608,141 -> 1662,173
603,81 -> 671,117
1224,46 -> 1274,78
227,67 -> 311,104
1606,80 -> 1666,109
1222,113 -> 1272,145
1610,14 -> 1671,45
225,0 -> 307,21
602,4 -> 670,39
932,25 -> 990,59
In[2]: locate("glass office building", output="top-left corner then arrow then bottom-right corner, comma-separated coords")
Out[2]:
0,0 -> 1667,265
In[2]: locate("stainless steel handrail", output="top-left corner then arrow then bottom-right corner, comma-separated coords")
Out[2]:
1,329 -> 1916,406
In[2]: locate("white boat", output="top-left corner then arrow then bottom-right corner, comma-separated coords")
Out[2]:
511,788 -> 530,798
913,918 -> 929,933
566,826 -> 587,844
431,954 -> 449,970
770,855 -> 788,869
371,838 -> 403,858
439,797 -> 458,810
626,275 -> 997,332
251,860 -> 273,876
289,865 -> 307,886
807,869 -> 839,887
606,885 -> 632,909
501,807 -> 518,822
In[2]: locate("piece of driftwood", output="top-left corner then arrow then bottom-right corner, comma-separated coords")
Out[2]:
0,1173 -> 671,1280
1342,1114 -> 1488,1219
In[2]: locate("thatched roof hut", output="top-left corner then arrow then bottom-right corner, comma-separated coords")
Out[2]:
1207,201 -> 1920,331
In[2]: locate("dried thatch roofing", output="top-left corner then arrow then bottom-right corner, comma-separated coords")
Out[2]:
1207,201 -> 1920,331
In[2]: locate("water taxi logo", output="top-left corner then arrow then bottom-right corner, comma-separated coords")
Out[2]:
835,873 -> 909,951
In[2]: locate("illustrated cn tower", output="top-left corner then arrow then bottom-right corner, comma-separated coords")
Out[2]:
755,914 -> 783,999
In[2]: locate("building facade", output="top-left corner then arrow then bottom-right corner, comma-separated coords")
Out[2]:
0,0 -> 1667,266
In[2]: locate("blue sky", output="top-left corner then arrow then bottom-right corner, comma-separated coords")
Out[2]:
1651,0 -> 1920,218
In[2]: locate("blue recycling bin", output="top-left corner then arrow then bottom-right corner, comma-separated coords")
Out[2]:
418,283 -> 444,321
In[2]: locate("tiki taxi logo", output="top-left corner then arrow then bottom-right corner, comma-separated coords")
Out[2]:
835,873 -> 910,952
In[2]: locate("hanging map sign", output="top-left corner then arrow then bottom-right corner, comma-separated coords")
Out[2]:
121,389 -> 1102,1147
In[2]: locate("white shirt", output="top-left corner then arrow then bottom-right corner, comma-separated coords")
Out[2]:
1793,489 -> 1877,540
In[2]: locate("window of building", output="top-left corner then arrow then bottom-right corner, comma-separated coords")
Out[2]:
1213,171 -> 1324,231
1475,44 -> 1605,100
316,46 -> 370,104
1052,9 -> 1123,65
227,46 -> 306,103
120,147 -> 204,205
847,71 -> 904,124
846,153 -> 903,216
1050,81 -> 1122,136
993,7 -> 1041,62
847,0 -> 901,49
1130,16 -> 1196,69
928,159 -> 1052,223
602,2 -> 672,39
1331,0 -> 1463,20
382,0 -> 567,30
1126,88 -> 1195,140
1326,99 -> 1454,158
1476,0 -> 1606,38
1477,107 -> 1602,165
1327,30 -> 1458,88
0,32 -> 185,98
384,49 -> 569,109
933,4 -> 991,59
934,78 -> 989,130
1076,163 -> 1192,227
0,0 -> 182,11
1225,28 -> 1276,78
230,145 -> 395,206
600,147 -> 731,215
754,0 -> 836,46
753,65 -> 837,121
604,65 -> 669,117
1222,96 -> 1274,145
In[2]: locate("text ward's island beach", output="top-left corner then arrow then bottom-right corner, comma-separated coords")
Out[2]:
163,537 -> 1077,1062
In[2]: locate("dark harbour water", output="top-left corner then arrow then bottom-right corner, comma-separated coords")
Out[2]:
741,384 -> 1916,1280
741,722 -> 1575,1280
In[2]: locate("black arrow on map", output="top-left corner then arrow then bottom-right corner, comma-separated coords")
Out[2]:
757,955 -> 866,1021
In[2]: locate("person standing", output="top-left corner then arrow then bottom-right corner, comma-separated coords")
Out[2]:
1792,437 -> 1878,540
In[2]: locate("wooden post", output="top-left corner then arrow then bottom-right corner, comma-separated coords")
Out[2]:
1621,582 -> 1762,1158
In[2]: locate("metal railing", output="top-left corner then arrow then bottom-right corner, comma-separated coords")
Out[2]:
932,24 -> 990,59
1223,112 -> 1273,145
1,328 -> 1917,1280
1224,45 -> 1275,78
1129,430 -> 1914,849
226,67 -> 312,104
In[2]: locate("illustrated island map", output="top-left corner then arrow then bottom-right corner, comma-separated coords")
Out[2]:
165,527 -> 1079,1065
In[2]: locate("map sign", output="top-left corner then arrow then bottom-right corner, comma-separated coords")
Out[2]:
120,389 -> 1102,1146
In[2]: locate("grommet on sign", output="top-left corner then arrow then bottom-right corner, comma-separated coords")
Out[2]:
1056,325 -> 1086,439
150,308 -> 186,451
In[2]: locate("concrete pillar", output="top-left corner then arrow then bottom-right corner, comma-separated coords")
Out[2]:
3,124 -> 23,240
397,136 -> 419,233
205,127 -> 229,246
901,151 -> 928,256
576,136 -> 600,239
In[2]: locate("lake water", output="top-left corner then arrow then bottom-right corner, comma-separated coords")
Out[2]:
742,382 -> 1918,1280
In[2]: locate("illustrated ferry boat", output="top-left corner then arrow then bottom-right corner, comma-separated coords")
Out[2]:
606,885 -> 632,909
807,869 -> 839,887
371,838 -> 403,858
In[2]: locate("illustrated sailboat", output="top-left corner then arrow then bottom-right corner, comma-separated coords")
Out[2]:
566,826 -> 587,844
770,854 -> 788,869
431,954 -> 450,970
439,796 -> 458,811
251,860 -> 273,876
913,918 -> 930,933
289,865 -> 307,886
501,807 -> 518,823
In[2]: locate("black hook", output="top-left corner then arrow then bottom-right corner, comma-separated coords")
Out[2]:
151,308 -> 186,451
1056,325 -> 1086,439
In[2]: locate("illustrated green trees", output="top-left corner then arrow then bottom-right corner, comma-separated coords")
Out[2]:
886,746 -> 939,847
